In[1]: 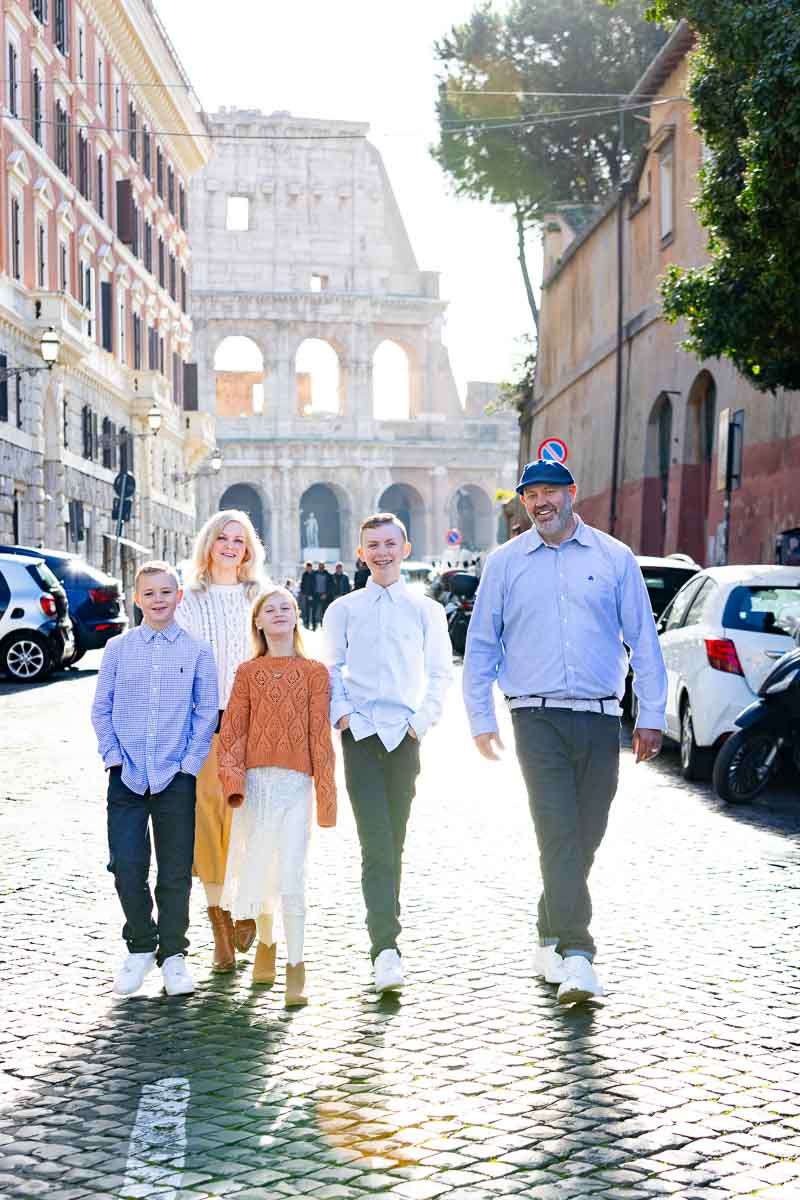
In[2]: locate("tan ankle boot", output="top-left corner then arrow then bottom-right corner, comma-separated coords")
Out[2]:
234,919 -> 257,953
207,906 -> 235,973
252,941 -> 277,985
285,962 -> 307,1007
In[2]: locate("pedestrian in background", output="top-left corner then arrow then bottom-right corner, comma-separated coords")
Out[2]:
463,460 -> 667,1005
311,561 -> 334,630
299,562 -> 315,627
324,513 -> 452,993
331,562 -> 351,598
353,557 -> 370,590
217,586 -> 336,1006
176,510 -> 268,974
91,560 -> 218,997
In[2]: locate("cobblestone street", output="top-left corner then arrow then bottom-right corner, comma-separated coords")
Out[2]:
2,645 -> 800,1199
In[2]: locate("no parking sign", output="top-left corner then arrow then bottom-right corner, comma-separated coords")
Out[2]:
446,528 -> 462,547
537,436 -> 569,464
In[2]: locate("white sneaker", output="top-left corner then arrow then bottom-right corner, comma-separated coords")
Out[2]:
113,951 -> 156,996
534,944 -> 567,984
161,954 -> 195,996
373,948 -> 404,993
557,955 -> 603,1005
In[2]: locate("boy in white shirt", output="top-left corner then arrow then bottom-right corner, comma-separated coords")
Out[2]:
323,513 -> 452,992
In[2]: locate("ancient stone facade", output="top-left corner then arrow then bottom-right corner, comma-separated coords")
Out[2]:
190,109 -> 518,579
520,22 -> 800,566
0,0 -> 212,596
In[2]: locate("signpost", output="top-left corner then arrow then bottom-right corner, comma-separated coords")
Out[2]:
537,436 -> 569,464
111,471 -> 136,574
446,528 -> 462,548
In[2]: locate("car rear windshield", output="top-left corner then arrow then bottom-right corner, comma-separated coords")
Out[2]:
25,561 -> 62,593
641,568 -> 698,617
52,558 -> 113,585
722,585 -> 800,636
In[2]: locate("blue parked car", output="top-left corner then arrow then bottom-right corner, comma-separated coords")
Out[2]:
0,545 -> 127,664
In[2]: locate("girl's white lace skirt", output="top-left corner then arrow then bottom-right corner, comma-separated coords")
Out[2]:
220,766 -> 313,920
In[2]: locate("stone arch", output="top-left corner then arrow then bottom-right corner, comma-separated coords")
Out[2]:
218,482 -> 269,549
299,481 -> 353,561
448,484 -> 494,554
294,338 -> 344,416
214,335 -> 265,417
642,392 -> 673,556
373,339 -> 411,421
378,482 -> 426,548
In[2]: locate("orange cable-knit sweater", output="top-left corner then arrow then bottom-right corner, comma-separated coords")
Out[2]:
217,656 -> 337,828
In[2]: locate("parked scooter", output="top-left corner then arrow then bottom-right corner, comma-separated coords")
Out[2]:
438,570 -> 479,656
712,642 -> 800,804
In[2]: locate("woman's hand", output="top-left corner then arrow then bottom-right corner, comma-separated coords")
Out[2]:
228,793 -> 244,808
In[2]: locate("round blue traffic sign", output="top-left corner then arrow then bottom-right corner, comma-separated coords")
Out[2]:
537,437 -> 568,464
446,528 -> 462,546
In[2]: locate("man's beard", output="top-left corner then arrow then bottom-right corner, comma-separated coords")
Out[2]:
533,497 -> 573,537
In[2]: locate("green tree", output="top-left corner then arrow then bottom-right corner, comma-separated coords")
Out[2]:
432,0 -> 666,333
636,1 -> 800,392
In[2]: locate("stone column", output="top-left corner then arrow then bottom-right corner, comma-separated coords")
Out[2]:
42,369 -> 67,548
431,465 -> 448,560
279,460 -> 296,575
268,324 -> 293,435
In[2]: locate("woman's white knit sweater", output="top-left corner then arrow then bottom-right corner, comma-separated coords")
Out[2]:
176,583 -> 253,708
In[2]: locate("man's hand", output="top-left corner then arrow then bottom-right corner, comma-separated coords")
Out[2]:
228,793 -> 244,808
336,715 -> 350,732
473,732 -> 505,761
633,728 -> 662,763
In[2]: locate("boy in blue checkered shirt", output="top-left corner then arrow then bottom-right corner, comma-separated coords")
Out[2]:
91,561 -> 218,997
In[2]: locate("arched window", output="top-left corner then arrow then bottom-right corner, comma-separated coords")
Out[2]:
447,485 -> 494,554
219,482 -> 267,545
373,340 -> 411,420
378,483 -> 425,547
300,483 -> 342,555
214,336 -> 264,418
295,339 -> 341,415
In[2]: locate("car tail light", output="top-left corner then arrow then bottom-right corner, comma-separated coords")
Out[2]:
705,637 -> 744,675
40,594 -> 57,618
89,587 -> 117,604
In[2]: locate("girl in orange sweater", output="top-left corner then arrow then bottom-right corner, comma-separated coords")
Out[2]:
217,586 -> 336,1006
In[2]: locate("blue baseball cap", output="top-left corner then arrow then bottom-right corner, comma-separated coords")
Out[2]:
516,459 -> 575,494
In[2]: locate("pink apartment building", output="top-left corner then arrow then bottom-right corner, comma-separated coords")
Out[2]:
0,0 -> 212,586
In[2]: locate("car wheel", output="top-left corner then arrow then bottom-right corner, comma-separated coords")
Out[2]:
713,728 -> 778,804
2,633 -> 51,682
679,699 -> 713,781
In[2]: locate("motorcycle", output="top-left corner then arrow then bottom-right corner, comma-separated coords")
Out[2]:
712,644 -> 800,803
444,594 -> 474,656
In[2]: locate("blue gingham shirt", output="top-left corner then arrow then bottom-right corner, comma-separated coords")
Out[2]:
91,621 -> 219,796
463,517 -> 667,737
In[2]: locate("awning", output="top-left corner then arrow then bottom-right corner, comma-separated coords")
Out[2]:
102,532 -> 153,556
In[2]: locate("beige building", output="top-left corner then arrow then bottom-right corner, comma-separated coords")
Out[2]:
0,0 -> 213,590
521,21 -> 800,566
190,109 -> 518,580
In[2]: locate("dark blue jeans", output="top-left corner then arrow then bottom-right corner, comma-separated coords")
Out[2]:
106,768 -> 196,964
342,730 -> 420,961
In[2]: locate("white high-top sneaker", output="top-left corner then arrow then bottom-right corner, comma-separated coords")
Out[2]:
534,944 -> 567,984
557,956 -> 603,1005
161,954 -> 195,996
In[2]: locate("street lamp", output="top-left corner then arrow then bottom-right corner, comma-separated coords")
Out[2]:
171,447 -> 223,484
96,400 -> 163,450
0,325 -> 62,383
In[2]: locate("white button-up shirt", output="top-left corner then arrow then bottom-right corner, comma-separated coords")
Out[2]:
323,576 -> 453,751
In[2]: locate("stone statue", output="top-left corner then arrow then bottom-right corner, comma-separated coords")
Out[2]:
303,510 -> 319,548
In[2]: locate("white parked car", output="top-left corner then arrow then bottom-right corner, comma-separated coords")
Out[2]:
657,565 -> 800,779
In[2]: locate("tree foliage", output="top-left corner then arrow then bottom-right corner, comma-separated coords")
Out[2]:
432,0 -> 666,332
642,0 -> 800,392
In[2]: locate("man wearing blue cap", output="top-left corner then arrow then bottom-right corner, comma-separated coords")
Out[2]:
462,459 -> 667,1004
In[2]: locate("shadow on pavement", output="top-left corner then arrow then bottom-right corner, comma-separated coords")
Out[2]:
0,666 -> 99,698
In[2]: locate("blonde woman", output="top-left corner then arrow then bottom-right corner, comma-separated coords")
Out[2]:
218,586 -> 336,1006
176,509 -> 267,972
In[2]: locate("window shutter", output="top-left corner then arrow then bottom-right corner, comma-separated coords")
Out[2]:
183,362 -> 198,411
101,280 -> 113,351
116,179 -> 134,244
91,411 -> 98,461
0,355 -> 7,422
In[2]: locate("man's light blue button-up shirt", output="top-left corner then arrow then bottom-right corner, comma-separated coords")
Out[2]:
323,576 -> 453,752
91,621 -> 219,795
462,518 -> 667,737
